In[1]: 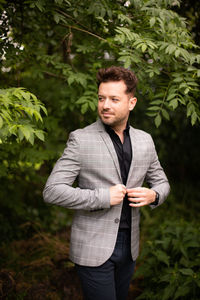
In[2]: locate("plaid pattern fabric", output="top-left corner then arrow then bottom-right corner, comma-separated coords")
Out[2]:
43,119 -> 170,266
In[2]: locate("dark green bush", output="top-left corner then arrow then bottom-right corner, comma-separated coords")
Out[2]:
134,219 -> 200,300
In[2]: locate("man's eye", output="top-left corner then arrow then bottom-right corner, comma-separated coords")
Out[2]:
112,98 -> 119,102
98,97 -> 104,101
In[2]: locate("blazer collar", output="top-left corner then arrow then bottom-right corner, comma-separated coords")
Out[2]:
96,118 -> 106,131
126,126 -> 137,185
97,119 -> 122,181
96,119 -> 138,185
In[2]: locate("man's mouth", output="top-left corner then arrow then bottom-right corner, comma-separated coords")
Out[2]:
101,111 -> 114,117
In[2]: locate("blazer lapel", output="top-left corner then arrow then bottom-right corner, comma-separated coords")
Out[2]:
126,126 -> 137,185
96,119 -> 122,181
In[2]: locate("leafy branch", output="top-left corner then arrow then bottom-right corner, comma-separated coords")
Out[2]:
0,88 -> 47,145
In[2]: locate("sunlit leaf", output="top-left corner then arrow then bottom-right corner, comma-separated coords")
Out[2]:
0,116 -> 3,129
35,130 -> 45,141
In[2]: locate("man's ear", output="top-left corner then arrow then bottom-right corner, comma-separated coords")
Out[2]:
129,97 -> 137,111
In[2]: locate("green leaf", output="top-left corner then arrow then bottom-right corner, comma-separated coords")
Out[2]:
155,250 -> 170,266
150,17 -> 156,27
28,132 -> 35,145
81,103 -> 88,114
148,106 -> 160,111
19,125 -> 32,141
40,105 -> 48,115
35,130 -> 45,141
141,44 -> 147,53
76,97 -> 86,104
159,274 -> 171,283
163,284 -> 176,300
166,44 -> 176,55
187,81 -> 199,87
179,82 -> 187,89
155,114 -> 161,127
18,128 -> 24,141
175,49 -> 180,57
124,57 -> 131,68
54,14 -> 60,24
167,93 -> 178,101
68,75 -> 75,85
169,99 -> 178,110
187,103 -> 195,117
35,0 -> 44,11
174,285 -> 190,299
55,0 -> 64,4
184,88 -> 190,94
150,100 -> 163,105
173,77 -> 183,83
153,93 -> 165,99
89,101 -> 96,111
0,116 -> 3,129
191,112 -> 197,126
179,268 -> 194,276
33,110 -> 43,122
21,90 -> 31,101
149,71 -> 154,78
8,125 -> 18,135
1,109 -> 12,121
161,108 -> 170,120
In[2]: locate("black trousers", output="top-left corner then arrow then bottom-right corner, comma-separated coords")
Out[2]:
75,229 -> 135,300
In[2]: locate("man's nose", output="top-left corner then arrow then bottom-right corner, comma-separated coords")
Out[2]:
103,98 -> 110,109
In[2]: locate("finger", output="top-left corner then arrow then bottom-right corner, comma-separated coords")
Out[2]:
127,187 -> 144,192
121,185 -> 127,192
118,187 -> 126,197
122,187 -> 127,194
118,184 -> 125,189
127,188 -> 144,193
129,202 -> 144,207
130,198 -> 149,206
127,192 -> 146,198
128,197 -> 145,203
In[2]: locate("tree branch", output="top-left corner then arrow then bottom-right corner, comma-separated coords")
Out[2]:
55,9 -> 89,30
60,24 -> 109,43
43,71 -> 67,80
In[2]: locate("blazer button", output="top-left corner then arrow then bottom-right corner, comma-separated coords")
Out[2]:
114,218 -> 120,223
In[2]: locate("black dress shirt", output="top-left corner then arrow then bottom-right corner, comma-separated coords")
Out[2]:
105,123 -> 132,229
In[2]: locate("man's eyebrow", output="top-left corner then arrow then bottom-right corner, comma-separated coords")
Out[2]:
98,94 -> 120,97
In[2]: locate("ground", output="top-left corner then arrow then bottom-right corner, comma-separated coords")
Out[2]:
0,226 -> 142,299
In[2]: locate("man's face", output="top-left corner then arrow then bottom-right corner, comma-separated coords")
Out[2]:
98,80 -> 137,131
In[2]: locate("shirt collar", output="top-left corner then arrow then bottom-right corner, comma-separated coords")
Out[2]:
104,121 -> 130,135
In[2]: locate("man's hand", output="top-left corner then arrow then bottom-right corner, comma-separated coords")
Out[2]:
110,184 -> 127,206
126,187 -> 156,207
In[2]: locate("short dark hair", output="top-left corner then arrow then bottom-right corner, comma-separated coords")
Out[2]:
97,66 -> 138,96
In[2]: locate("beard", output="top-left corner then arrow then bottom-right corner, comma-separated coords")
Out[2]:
98,109 -> 128,129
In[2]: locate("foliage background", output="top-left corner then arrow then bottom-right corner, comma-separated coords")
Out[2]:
0,0 -> 200,299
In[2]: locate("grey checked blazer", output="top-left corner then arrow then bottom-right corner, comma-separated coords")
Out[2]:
43,119 -> 170,266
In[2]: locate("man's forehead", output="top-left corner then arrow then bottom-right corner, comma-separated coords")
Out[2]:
98,81 -> 127,91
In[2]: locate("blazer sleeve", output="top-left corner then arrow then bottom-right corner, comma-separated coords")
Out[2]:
145,135 -> 170,208
43,132 -> 110,210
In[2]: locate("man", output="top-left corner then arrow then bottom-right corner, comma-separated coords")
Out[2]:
43,66 -> 170,300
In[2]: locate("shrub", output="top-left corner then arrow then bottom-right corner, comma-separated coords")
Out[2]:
134,219 -> 200,300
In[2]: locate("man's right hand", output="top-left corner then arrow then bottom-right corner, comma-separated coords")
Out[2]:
110,184 -> 126,206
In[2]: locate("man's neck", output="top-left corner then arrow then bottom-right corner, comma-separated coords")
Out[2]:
111,122 -> 129,144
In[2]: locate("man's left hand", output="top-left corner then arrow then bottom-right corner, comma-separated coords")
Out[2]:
126,187 -> 156,207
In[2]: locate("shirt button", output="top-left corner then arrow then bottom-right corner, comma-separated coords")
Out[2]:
114,218 -> 120,223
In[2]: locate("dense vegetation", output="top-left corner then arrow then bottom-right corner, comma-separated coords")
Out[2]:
0,0 -> 200,299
